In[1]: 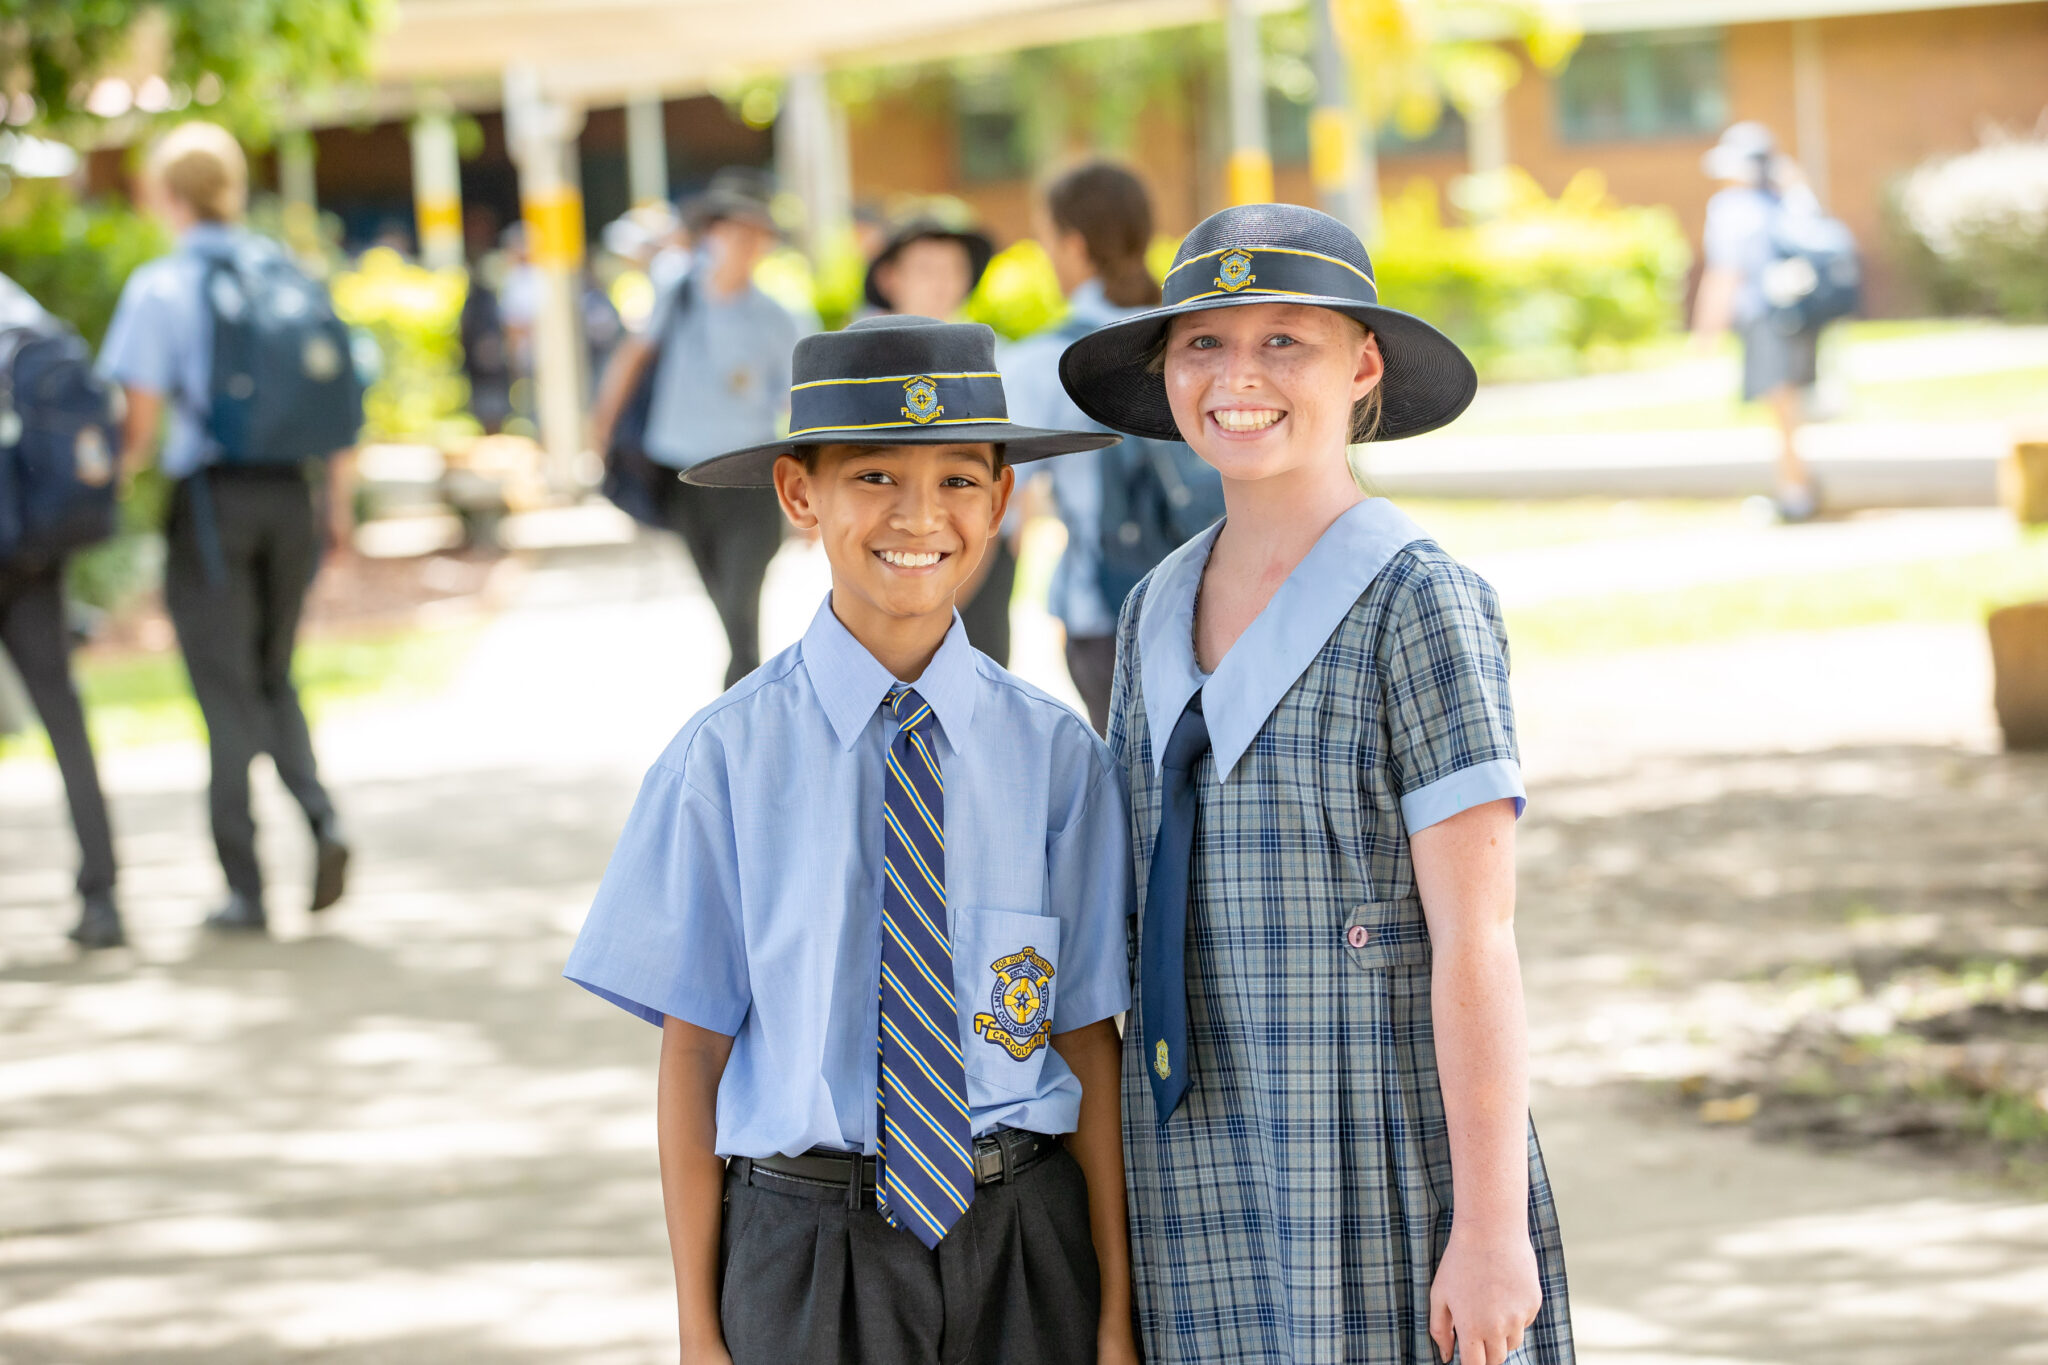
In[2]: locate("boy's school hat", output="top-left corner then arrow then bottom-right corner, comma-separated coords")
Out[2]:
863,218 -> 995,311
680,315 -> 1121,488
1057,202 -> 1478,443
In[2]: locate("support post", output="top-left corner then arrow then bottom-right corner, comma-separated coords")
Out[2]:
503,65 -> 589,487
778,64 -> 850,266
410,108 -> 465,271
276,129 -> 321,265
1223,0 -> 1273,205
626,90 -> 669,208
1309,0 -> 1363,233
1791,18 -> 1831,210
1467,96 -> 1509,177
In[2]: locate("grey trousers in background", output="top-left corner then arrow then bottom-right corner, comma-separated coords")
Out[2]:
957,538 -> 1017,665
659,478 -> 785,689
164,470 -> 336,902
719,1145 -> 1102,1365
1063,633 -> 1117,736
0,561 -> 116,897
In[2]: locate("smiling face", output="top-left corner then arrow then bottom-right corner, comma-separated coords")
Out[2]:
773,442 -> 1013,636
1159,302 -> 1383,485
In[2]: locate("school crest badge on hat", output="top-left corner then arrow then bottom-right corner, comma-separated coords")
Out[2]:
1214,248 -> 1255,292
901,376 -> 942,424
972,946 -> 1055,1061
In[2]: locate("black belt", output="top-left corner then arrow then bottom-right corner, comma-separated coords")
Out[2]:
728,1129 -> 1060,1209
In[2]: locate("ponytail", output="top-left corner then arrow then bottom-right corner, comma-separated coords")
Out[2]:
1045,162 -> 1162,309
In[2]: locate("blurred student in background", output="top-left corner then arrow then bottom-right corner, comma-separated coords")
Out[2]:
589,170 -> 798,689
99,121 -> 357,933
1694,121 -> 1830,522
865,216 -> 1019,661
0,272 -> 122,949
1002,162 -> 1220,732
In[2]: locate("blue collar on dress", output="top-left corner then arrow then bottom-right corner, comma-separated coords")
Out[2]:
802,592 -> 979,754
1138,497 -> 1429,782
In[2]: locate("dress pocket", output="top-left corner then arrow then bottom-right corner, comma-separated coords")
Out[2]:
1343,898 -> 1433,972
952,906 -> 1063,1102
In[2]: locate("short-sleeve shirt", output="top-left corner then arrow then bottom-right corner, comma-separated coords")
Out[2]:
97,221 -> 247,479
1703,182 -> 1821,329
639,272 -> 801,471
1000,279 -> 1155,637
564,595 -> 1133,1158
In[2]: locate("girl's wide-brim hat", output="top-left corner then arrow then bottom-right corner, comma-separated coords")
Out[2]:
1058,202 -> 1478,442
682,315 -> 1120,487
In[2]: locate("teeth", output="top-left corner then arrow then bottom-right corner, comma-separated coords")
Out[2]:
1212,408 -> 1283,432
879,550 -> 942,568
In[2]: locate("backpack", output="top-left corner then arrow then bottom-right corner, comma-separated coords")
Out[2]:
0,317 -> 121,573
602,273 -> 692,528
198,238 -> 363,465
1763,198 -> 1862,336
1052,316 -> 1225,611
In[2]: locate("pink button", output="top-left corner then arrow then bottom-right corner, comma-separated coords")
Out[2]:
1346,925 -> 1370,949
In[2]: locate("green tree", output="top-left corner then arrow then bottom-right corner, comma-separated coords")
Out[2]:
0,0 -> 385,138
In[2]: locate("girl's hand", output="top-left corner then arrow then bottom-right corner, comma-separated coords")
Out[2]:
1428,1223 -> 1542,1365
1097,1318 -> 1143,1365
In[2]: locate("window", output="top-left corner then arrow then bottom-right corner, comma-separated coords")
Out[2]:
1556,28 -> 1727,142
1267,94 -> 1467,164
956,95 -> 1026,184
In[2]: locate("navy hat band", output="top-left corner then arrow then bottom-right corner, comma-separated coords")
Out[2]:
788,371 -> 1009,438
1162,245 -> 1379,309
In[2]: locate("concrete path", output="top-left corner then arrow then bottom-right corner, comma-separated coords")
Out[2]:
3,524 -> 2045,1362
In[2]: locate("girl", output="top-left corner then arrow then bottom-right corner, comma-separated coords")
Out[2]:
1059,203 -> 1573,1364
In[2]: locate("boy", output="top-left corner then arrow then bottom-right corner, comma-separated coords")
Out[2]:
566,315 -> 1137,1364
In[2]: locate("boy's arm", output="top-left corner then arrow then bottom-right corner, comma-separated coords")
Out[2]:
658,1016 -> 736,1365
1413,798 -> 1541,1365
1050,1018 -> 1139,1365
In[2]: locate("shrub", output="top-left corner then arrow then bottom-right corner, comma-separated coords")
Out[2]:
329,247 -> 478,448
1374,168 -> 1693,380
0,180 -> 168,347
1897,125 -> 2048,321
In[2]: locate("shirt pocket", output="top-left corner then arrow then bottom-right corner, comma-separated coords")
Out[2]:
952,906 -> 1062,1103
1343,898 -> 1433,973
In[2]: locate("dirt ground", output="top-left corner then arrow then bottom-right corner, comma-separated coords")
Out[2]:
3,532 -> 2046,1362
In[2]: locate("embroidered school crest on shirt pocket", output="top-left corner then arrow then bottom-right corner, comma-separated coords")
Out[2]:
971,946 -> 1055,1060
1214,249 -> 1256,292
901,375 -> 942,424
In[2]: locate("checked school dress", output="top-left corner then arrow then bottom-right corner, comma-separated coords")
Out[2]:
1110,498 -> 1574,1365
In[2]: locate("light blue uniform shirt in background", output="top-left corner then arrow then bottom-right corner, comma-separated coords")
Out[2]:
1703,182 -> 1822,329
1000,280 -> 1152,639
639,270 -> 801,471
564,595 -> 1133,1158
97,221 -> 248,480
1137,497 -> 1527,831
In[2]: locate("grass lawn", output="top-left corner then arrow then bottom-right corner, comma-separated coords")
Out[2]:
1505,524 -> 2048,657
0,624 -> 480,757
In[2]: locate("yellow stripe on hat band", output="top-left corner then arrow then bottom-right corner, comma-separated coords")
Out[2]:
789,371 -> 1002,391
785,416 -> 1002,438
1163,243 -> 1374,286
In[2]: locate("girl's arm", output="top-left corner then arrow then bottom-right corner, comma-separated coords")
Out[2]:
1050,1018 -> 1140,1365
658,1016 -> 737,1365
1412,797 -> 1543,1365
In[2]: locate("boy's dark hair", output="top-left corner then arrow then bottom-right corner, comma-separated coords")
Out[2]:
796,442 -> 1007,472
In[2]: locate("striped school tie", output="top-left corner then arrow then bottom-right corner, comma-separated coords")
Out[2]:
877,685 -> 974,1248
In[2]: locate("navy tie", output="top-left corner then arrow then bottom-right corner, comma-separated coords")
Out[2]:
876,685 -> 975,1247
1142,691 -> 1209,1122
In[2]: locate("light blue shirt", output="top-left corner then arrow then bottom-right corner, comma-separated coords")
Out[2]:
1136,498 -> 1526,832
565,595 -> 1133,1158
640,270 -> 801,470
1703,182 -> 1822,329
97,222 -> 250,480
1001,280 -> 1153,637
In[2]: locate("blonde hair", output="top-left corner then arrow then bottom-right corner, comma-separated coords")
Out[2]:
146,122 -> 247,223
1143,314 -> 1385,444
